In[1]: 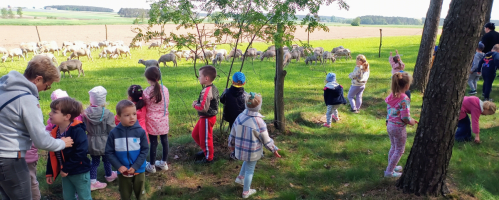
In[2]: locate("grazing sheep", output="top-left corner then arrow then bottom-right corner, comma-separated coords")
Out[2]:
98,41 -> 109,48
332,46 -> 345,53
212,53 -> 224,66
62,45 -> 85,57
111,41 -> 124,47
333,49 -> 352,60
73,41 -> 85,46
227,48 -> 242,61
113,46 -> 132,59
98,46 -> 117,58
256,51 -> 262,56
87,42 -> 100,51
109,54 -> 120,59
62,41 -> 73,48
1,55 -> 7,63
39,44 -> 60,56
314,47 -> 325,62
148,42 -> 161,49
37,41 -> 49,48
290,49 -> 301,62
159,53 -> 178,67
0,47 -> 7,55
186,52 -> 204,62
59,59 -> 84,78
129,42 -> 142,49
69,48 -> 93,61
163,42 -> 176,49
174,51 -> 184,60
267,45 -> 275,51
214,49 -> 228,58
241,48 -> 258,62
260,50 -> 276,61
98,51 -> 106,58
283,51 -> 293,67
4,48 -> 25,62
305,54 -> 319,65
138,59 -> 160,69
20,43 -> 38,58
322,51 -> 336,64
39,53 -> 57,65
201,50 -> 214,60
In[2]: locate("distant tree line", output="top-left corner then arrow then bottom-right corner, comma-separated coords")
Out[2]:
359,15 -> 422,25
118,8 -> 149,18
44,5 -> 113,12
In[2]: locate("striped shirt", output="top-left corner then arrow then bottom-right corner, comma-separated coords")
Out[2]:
228,109 -> 278,161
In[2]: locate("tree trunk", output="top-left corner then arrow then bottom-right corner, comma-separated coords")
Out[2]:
396,0 -> 491,196
410,0 -> 443,93
481,0 -> 494,36
274,23 -> 286,133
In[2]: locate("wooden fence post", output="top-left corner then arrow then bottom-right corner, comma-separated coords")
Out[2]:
35,26 -> 41,42
379,29 -> 382,58
105,25 -> 108,41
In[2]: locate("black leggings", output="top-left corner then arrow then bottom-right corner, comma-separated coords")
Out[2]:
150,134 -> 169,164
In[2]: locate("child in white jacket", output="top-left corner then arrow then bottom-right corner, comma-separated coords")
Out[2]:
347,54 -> 370,113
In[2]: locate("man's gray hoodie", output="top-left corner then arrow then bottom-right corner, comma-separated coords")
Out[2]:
0,71 -> 65,158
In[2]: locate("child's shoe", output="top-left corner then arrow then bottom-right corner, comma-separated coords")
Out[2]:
195,151 -> 205,160
155,160 -> 169,171
235,176 -> 244,185
105,171 -> 118,182
384,171 -> 402,178
145,162 -> 156,173
469,90 -> 477,95
242,189 -> 257,199
322,123 -> 331,128
230,151 -> 237,160
90,181 -> 107,191
332,115 -> 339,122
394,166 -> 403,172
195,157 -> 213,164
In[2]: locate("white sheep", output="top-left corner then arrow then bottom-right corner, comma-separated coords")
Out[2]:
314,47 -> 325,62
283,51 -> 292,67
334,49 -> 352,60
37,41 -> 49,48
98,41 -> 109,48
39,44 -> 60,56
212,53 -> 224,66
62,41 -> 73,48
241,48 -> 257,62
148,42 -> 160,49
112,46 -> 132,59
290,49 -> 301,62
163,42 -> 176,49
0,47 -> 8,55
129,42 -> 142,49
227,48 -> 242,61
256,51 -> 262,56
322,51 -> 336,64
87,42 -> 100,51
59,59 -> 84,78
62,45 -> 85,57
1,55 -> 7,63
20,43 -> 38,58
260,50 -> 276,61
4,48 -> 25,62
158,53 -> 178,67
99,46 -> 117,58
68,48 -> 93,61
332,46 -> 345,53
138,59 -> 160,69
73,41 -> 85,46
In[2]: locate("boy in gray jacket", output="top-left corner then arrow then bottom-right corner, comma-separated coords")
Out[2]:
469,42 -> 485,95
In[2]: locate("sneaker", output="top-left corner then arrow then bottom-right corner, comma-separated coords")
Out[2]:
230,152 -> 237,160
145,162 -> 156,173
322,123 -> 331,128
384,171 -> 402,178
235,176 -> 244,186
105,171 -> 118,182
155,160 -> 169,171
90,181 -> 107,191
469,90 -> 477,95
394,166 -> 403,172
242,189 -> 257,199
195,157 -> 213,164
332,115 -> 339,122
350,109 -> 357,113
195,151 -> 205,160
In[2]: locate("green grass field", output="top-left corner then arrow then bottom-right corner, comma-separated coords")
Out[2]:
0,35 -> 498,199
0,10 -> 146,25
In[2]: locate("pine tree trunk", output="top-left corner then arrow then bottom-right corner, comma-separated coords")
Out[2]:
396,0 -> 491,196
274,23 -> 286,133
410,0 -> 443,93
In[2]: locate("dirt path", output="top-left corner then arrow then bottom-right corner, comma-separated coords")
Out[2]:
0,24 -> 433,49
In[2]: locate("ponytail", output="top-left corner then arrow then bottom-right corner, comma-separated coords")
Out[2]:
128,85 -> 145,110
393,55 -> 404,69
144,67 -> 163,103
391,72 -> 413,98
356,54 -> 369,72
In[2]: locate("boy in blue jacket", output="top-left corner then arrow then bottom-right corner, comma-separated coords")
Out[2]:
46,97 -> 92,200
106,100 -> 149,200
477,44 -> 499,101
323,73 -> 347,128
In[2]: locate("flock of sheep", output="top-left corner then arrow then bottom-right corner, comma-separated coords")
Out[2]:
0,40 -> 352,78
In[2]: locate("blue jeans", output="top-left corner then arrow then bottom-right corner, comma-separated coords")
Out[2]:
62,172 -> 92,200
0,158 -> 32,200
455,114 -> 472,142
238,161 -> 257,192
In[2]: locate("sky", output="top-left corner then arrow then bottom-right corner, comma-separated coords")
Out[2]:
3,0 -> 499,20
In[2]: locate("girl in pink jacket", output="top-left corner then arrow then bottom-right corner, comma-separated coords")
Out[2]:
143,67 -> 170,173
455,96 -> 496,143
389,50 -> 405,75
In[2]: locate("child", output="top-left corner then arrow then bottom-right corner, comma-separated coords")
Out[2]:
143,67 -> 170,173
323,72 -> 347,128
46,89 -> 83,130
348,54 -> 370,113
468,42 -> 485,95
384,72 -> 417,178
46,97 -> 92,200
115,85 -> 149,143
220,71 -> 247,160
478,44 -> 499,101
192,65 -> 219,164
389,50 -> 405,74
83,86 -> 117,190
105,100 -> 149,200
455,96 -> 496,143
228,92 -> 281,199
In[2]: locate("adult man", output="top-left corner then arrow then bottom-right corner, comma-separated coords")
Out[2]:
0,55 -> 74,199
481,22 -> 499,53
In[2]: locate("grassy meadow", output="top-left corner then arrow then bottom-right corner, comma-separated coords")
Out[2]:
0,10 -> 144,25
0,35 -> 498,199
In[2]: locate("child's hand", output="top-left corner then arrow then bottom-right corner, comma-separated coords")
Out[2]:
395,50 -> 399,54
46,177 -> 54,184
410,119 -> 418,126
390,52 -> 392,56
60,171 -> 68,177
118,166 -> 127,174
127,167 -> 136,174
192,101 -> 197,107
274,150 -> 281,158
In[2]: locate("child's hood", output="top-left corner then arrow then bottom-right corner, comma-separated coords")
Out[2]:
84,106 -> 111,125
385,93 -> 407,107
325,81 -> 340,89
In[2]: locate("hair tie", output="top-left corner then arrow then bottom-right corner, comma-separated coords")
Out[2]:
249,92 -> 256,100
139,97 -> 143,100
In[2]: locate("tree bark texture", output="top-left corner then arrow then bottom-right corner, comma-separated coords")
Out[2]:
411,0 -> 443,93
481,0 -> 494,36
274,24 -> 286,133
396,0 -> 491,196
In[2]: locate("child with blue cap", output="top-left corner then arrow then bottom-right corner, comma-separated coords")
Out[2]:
220,71 -> 248,159
323,72 -> 347,127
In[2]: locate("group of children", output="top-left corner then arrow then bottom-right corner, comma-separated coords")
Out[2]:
27,65 -> 276,199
